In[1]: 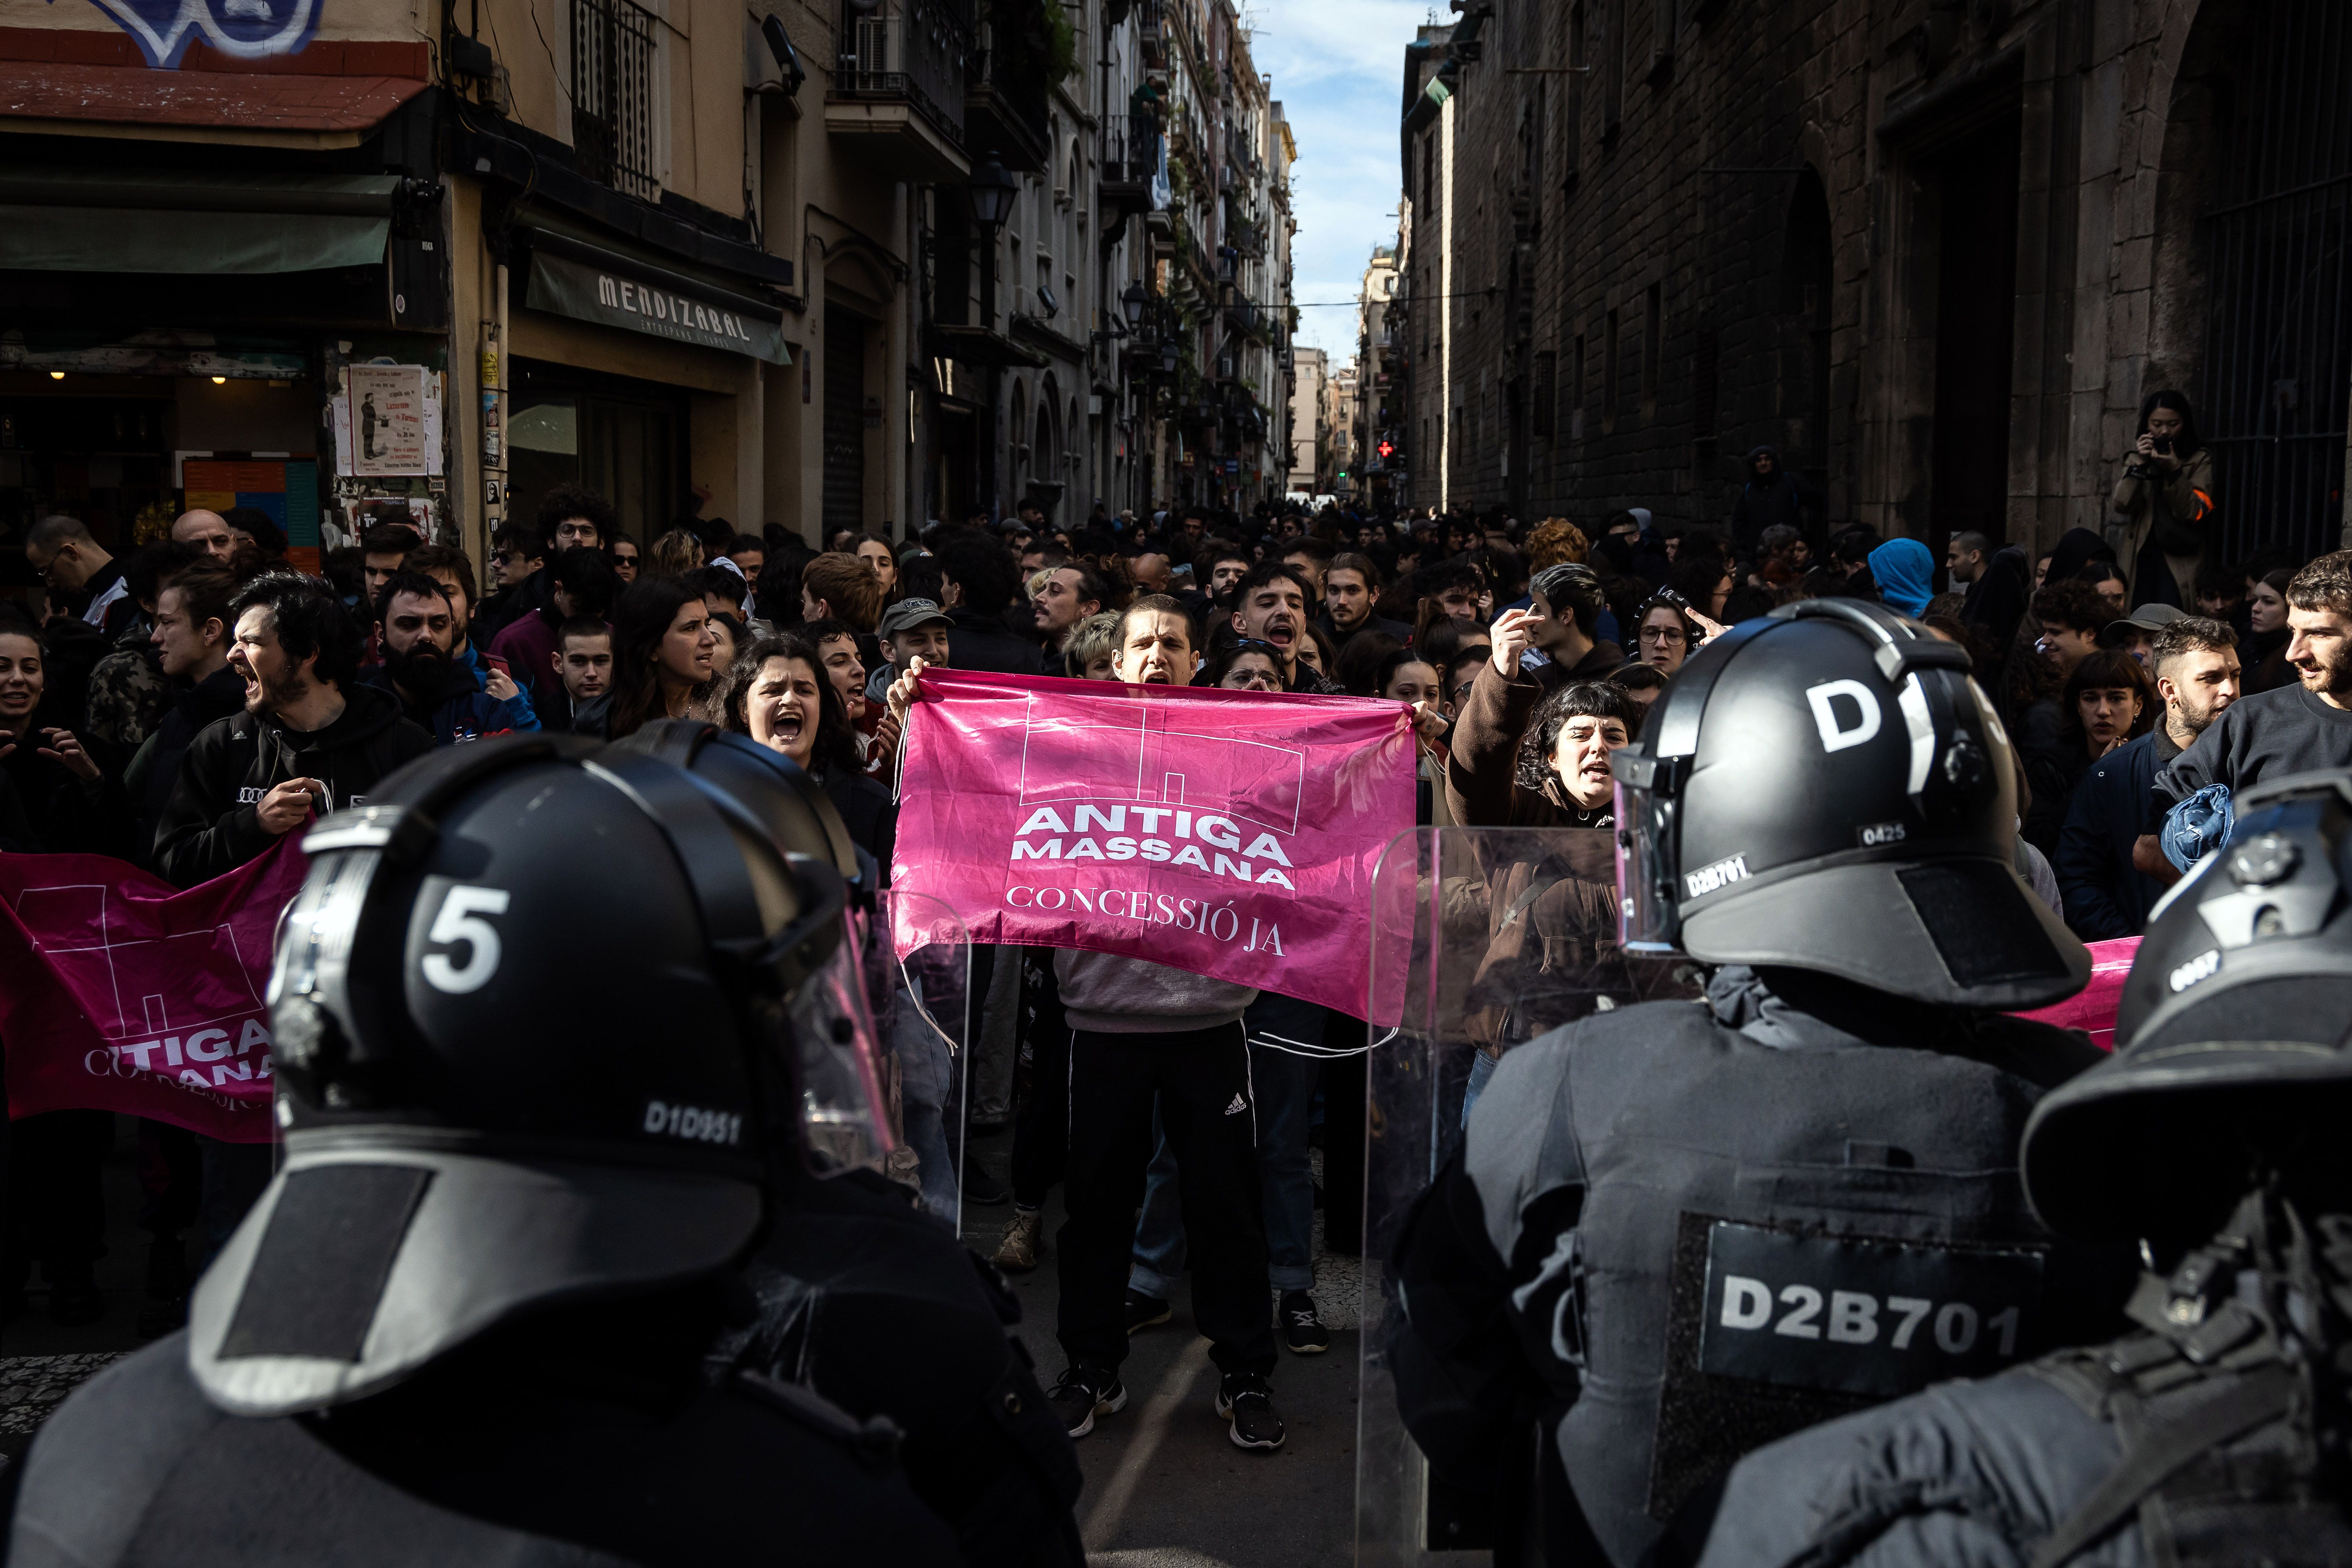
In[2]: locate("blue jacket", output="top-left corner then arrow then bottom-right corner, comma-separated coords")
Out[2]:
362,664 -> 539,747
459,641 -> 537,730
2053,728 -> 2175,940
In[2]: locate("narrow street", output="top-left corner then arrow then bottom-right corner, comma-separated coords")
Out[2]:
964,1134 -> 1368,1568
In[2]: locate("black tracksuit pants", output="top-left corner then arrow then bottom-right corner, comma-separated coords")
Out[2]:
1055,1023 -> 1277,1377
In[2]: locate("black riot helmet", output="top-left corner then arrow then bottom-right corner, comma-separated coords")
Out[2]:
607,718 -> 891,1173
2024,770 -> 2352,1246
188,734 -> 850,1419
1610,597 -> 2089,1009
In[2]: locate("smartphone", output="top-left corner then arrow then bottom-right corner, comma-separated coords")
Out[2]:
2153,435 -> 2174,456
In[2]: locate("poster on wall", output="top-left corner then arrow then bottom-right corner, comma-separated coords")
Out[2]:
182,458 -> 322,573
329,496 -> 438,552
337,365 -> 438,477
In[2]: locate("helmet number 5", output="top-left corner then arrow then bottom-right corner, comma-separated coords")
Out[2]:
421,884 -> 511,994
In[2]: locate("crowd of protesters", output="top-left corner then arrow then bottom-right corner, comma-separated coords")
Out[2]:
9,383 -> 2352,1451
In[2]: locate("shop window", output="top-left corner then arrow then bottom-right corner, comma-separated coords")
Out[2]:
508,362 -> 683,539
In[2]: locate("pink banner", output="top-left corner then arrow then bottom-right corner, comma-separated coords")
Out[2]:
2012,936 -> 2139,1051
0,841 -> 306,1142
891,669 -> 1417,1019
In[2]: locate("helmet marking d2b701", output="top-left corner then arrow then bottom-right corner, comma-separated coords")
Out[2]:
1610,597 -> 2089,1010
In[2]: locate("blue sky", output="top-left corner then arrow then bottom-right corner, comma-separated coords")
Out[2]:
1249,0 -> 1427,364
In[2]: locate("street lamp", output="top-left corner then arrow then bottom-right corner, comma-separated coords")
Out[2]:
1121,279 -> 1149,332
968,154 -> 1018,234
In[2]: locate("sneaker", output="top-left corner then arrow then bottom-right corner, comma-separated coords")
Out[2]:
1280,1290 -> 1330,1355
1048,1365 -> 1128,1439
992,1206 -> 1044,1274
1215,1372 -> 1286,1451
1124,1291 -> 1172,1334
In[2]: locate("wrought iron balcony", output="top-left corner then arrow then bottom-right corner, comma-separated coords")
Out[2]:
827,0 -> 972,181
1100,112 -> 1159,224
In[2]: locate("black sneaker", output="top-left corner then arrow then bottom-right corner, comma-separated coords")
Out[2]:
1124,1291 -> 1172,1334
1048,1365 -> 1129,1439
1215,1372 -> 1286,1451
1280,1290 -> 1330,1355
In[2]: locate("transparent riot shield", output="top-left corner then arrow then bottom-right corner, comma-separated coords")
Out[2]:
870,889 -> 973,1234
1355,827 -> 1704,1566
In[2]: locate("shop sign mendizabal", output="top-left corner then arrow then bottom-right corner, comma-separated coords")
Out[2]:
529,248 -> 789,364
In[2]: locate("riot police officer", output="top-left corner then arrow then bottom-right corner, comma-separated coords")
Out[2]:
1697,768 -> 2352,1567
616,719 -> 1084,1567
4,734 -> 966,1565
1387,599 -> 2135,1566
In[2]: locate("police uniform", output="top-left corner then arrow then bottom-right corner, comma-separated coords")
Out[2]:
1698,772 -> 2352,1568
617,719 -> 1085,1566
5,735 -> 975,1566
1389,600 -> 2135,1565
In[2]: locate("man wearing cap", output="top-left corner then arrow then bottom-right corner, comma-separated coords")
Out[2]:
864,597 -> 953,707
2098,599 -> 2187,668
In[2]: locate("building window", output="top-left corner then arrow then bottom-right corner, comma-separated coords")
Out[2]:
1603,309 -> 1620,433
1571,333 -> 1586,440
1533,350 -> 1556,438
1641,281 -> 1662,420
571,0 -> 662,200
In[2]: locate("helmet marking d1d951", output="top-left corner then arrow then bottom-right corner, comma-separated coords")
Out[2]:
2024,769 -> 2352,1246
190,733 -> 848,1420
1610,597 -> 2090,1010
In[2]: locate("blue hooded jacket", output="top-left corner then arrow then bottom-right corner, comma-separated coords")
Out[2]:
1867,538 -> 1936,616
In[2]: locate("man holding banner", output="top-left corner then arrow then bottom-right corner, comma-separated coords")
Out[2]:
889,593 -> 1419,1455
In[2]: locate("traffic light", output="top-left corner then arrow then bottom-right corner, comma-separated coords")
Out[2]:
1337,468 -> 1349,479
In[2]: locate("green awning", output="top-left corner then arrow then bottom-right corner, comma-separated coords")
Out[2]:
0,169 -> 398,275
523,230 -> 791,365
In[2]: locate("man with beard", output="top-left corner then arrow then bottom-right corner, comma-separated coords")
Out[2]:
2059,615 -> 2238,936
151,571 -> 435,1252
1030,566 -> 1104,670
365,572 -> 539,746
154,572 -> 435,888
1229,561 -> 1338,692
2147,550 -> 2352,880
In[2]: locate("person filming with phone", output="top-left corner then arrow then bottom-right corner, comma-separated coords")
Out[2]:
2110,388 -> 2216,611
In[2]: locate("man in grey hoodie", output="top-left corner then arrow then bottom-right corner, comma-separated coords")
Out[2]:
1044,595 -> 1286,1454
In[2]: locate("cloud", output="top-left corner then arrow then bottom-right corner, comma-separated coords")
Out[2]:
1250,0 -> 1418,355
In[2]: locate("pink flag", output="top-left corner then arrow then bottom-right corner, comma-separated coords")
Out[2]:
0,841 -> 306,1142
891,669 -> 1418,1019
2012,936 -> 2139,1051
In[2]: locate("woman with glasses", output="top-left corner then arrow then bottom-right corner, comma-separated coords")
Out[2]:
1634,591 -> 1703,675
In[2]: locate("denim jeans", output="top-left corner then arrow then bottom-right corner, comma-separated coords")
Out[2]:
894,985 -> 962,1224
1461,1047 -> 1499,1129
1129,993 -> 1323,1297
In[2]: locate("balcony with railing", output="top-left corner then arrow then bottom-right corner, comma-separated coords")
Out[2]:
571,0 -> 661,201
826,0 -> 972,181
1136,0 -> 1165,68
1100,112 -> 1159,225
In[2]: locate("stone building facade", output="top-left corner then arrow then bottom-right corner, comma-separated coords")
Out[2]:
1391,0 -> 2352,569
